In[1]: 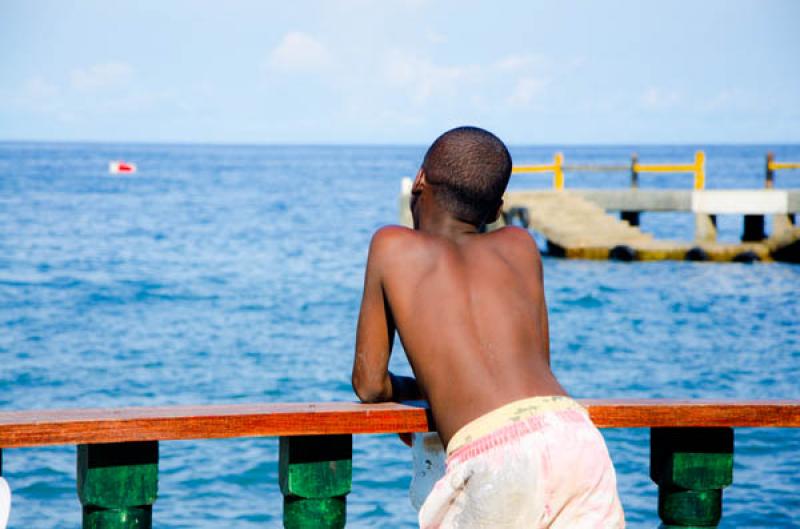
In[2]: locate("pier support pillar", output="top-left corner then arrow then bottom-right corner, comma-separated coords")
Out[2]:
694,214 -> 717,243
502,207 -> 530,229
620,211 -> 640,227
742,215 -> 765,242
772,214 -> 795,238
77,441 -> 158,529
280,435 -> 352,529
546,240 -> 566,258
650,428 -> 733,528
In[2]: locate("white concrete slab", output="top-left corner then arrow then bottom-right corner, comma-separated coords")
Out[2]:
691,190 -> 788,214
409,432 -> 446,511
0,477 -> 9,529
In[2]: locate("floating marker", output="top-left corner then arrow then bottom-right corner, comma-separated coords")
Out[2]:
685,247 -> 710,262
610,245 -> 637,262
109,161 -> 137,174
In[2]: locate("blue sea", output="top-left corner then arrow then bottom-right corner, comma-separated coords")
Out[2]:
1,142 -> 799,528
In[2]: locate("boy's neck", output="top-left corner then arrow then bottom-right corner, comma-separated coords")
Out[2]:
416,208 -> 480,240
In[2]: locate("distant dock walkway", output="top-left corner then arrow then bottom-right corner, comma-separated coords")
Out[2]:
502,189 -> 800,261
400,151 -> 800,263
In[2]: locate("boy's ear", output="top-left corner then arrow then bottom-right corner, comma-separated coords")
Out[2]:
412,168 -> 425,193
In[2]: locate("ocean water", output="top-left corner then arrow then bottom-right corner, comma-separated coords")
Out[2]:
0,142 -> 799,528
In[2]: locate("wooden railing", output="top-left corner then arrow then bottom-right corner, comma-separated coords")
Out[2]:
2,400 -> 799,528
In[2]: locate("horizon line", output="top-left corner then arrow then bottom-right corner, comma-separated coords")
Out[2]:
2,138 -> 800,149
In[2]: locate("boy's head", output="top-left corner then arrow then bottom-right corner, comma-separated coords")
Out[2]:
419,126 -> 512,226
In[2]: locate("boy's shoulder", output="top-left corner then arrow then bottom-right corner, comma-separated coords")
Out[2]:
371,224 -> 416,241
485,226 -> 543,272
490,225 -> 539,245
492,225 -> 542,253
368,224 -> 418,252
366,225 -> 419,263
369,225 -> 540,259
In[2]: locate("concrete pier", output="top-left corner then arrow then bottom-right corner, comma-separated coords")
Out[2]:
398,183 -> 800,263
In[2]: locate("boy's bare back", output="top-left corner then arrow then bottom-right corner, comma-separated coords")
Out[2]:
357,224 -> 566,445
353,127 -> 624,527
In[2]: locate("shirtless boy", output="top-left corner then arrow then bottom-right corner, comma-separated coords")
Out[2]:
352,126 -> 624,528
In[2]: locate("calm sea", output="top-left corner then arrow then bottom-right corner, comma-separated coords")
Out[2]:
1,142 -> 799,528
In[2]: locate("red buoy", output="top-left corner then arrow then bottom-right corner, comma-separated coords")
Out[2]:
109,161 -> 137,174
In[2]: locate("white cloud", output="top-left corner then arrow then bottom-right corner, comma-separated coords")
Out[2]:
507,77 -> 547,107
425,29 -> 447,45
70,62 -> 134,91
377,108 -> 425,127
494,54 -> 544,73
705,90 -> 735,110
264,37 -> 555,117
268,32 -> 332,73
11,67 -> 172,124
491,54 -> 550,108
95,90 -> 171,113
640,87 -> 680,109
383,51 -> 479,104
23,76 -> 60,99
11,76 -> 77,122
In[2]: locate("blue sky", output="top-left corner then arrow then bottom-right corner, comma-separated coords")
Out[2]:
1,0 -> 798,144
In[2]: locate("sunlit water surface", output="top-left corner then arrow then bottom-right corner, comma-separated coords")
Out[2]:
1,143 -> 798,528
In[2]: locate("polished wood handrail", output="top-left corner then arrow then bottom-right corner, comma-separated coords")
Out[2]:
1,399 -> 799,448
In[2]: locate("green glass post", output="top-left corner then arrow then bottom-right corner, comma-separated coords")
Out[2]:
650,428 -> 733,528
77,441 -> 158,529
279,435 -> 352,529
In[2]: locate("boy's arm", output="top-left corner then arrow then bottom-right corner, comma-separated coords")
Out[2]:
352,229 -> 421,403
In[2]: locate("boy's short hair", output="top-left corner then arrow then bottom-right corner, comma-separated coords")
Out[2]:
422,126 -> 512,225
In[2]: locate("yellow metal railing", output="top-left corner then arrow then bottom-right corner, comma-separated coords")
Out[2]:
770,162 -> 800,170
766,152 -> 800,188
513,152 -> 565,189
512,151 -> 706,190
634,151 -> 706,190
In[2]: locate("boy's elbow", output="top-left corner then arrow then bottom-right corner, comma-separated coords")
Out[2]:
352,373 -> 391,403
354,387 -> 387,404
